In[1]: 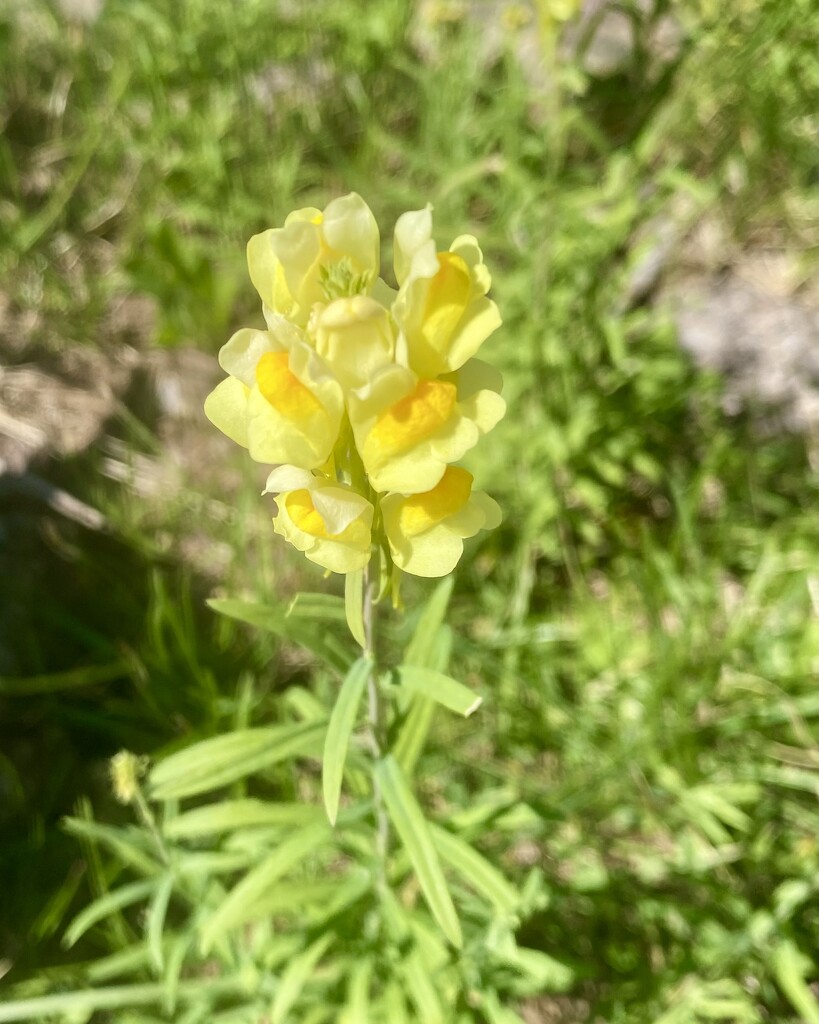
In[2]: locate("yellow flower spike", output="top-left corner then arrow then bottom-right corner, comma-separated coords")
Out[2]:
314,294 -> 395,392
381,467 -> 502,578
348,364 -> 505,494
204,323 -> 344,469
264,466 -> 374,574
247,193 -> 381,327
392,207 -> 502,378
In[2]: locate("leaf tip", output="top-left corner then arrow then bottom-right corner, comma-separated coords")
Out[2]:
465,696 -> 483,717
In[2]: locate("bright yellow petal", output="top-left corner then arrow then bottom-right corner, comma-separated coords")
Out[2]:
255,351 -> 324,421
396,466 -> 473,537
365,379 -> 457,464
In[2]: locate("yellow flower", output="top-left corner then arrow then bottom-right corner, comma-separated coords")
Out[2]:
392,206 -> 502,378
347,363 -> 505,494
381,466 -> 501,577
264,466 -> 374,574
246,193 -> 380,327
312,294 -> 395,392
204,323 -> 343,469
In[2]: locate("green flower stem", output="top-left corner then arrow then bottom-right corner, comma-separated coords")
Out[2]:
363,569 -> 390,885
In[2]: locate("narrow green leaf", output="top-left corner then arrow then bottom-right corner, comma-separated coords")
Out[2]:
287,592 -> 347,623
344,570 -> 367,648
402,948 -> 445,1024
200,822 -> 329,952
64,879 -> 156,949
323,656 -> 371,825
339,958 -> 372,1024
0,658 -> 130,696
404,576 -> 454,667
62,819 -> 159,877
396,666 -> 482,717
380,982 -> 410,1024
149,721 -> 325,800
146,874 -> 174,972
0,977 -> 247,1024
270,933 -> 334,1024
481,990 -> 527,1024
773,940 -> 819,1024
502,945 -> 574,991
430,825 -> 519,915
375,756 -> 462,948
208,598 -> 354,674
164,800 -> 321,840
393,625 -> 453,777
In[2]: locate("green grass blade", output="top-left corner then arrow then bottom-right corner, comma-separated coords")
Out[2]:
393,626 -> 453,777
0,978 -> 247,1023
396,666 -> 482,717
323,656 -> 371,825
401,948 -> 445,1024
339,958 -> 373,1024
404,577 -> 454,667
0,658 -> 130,696
63,879 -> 156,949
164,800 -> 322,839
62,819 -> 159,877
199,822 -> 330,953
375,755 -> 462,948
270,933 -> 334,1024
429,824 -> 519,915
146,873 -> 174,972
773,940 -> 819,1024
148,721 -> 325,800
208,598 -> 355,674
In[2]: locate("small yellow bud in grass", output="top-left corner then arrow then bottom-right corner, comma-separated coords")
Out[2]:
110,751 -> 147,805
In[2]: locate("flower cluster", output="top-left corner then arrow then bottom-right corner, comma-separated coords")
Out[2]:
205,193 -> 504,578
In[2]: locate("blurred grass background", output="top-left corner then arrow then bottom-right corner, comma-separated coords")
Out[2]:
0,0 -> 816,1020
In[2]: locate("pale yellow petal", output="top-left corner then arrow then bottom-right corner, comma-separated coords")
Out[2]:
448,358 -> 504,400
204,377 -> 250,448
311,484 -> 372,535
218,327 -> 279,386
449,234 -> 491,295
314,295 -> 395,391
394,205 -> 434,285
446,296 -> 502,371
322,193 -> 379,276
386,516 -> 465,578
263,465 -> 315,494
247,230 -> 279,311
459,388 -> 506,437
268,218 -> 322,316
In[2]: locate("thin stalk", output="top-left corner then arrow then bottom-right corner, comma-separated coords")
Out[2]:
363,571 -> 389,880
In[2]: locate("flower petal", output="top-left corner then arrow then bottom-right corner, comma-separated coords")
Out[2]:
203,377 -> 250,448
322,192 -> 379,276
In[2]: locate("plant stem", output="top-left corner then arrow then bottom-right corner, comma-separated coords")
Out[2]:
363,570 -> 389,881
